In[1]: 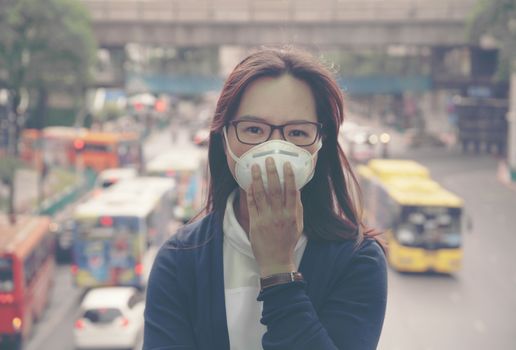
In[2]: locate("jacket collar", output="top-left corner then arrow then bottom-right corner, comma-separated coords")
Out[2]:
207,210 -> 317,350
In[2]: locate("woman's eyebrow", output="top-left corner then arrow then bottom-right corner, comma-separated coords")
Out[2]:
236,115 -> 314,124
236,115 -> 266,122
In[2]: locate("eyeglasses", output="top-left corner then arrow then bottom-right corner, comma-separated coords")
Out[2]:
230,120 -> 323,146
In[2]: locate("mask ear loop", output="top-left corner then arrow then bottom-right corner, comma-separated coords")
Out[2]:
313,138 -> 323,153
223,126 -> 240,163
304,138 -> 323,184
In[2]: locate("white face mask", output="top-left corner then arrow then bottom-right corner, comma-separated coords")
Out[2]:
223,127 -> 322,191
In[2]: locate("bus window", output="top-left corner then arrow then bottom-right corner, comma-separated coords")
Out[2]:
77,218 -> 139,239
23,235 -> 53,287
84,143 -> 112,153
0,257 -> 14,293
398,206 -> 462,249
117,142 -> 141,166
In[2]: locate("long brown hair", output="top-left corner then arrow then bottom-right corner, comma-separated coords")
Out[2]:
206,47 -> 365,242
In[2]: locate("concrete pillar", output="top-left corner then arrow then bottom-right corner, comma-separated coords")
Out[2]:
508,70 -> 516,181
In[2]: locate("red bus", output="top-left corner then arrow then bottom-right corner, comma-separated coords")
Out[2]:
74,131 -> 143,173
19,129 -> 42,167
19,127 -> 86,170
20,129 -> 143,174
0,216 -> 55,349
42,126 -> 86,167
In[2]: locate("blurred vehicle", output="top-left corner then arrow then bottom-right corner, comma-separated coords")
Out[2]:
128,93 -> 156,112
42,126 -> 87,167
74,286 -> 144,350
19,129 -> 41,165
0,216 -> 54,350
20,128 -> 143,173
357,159 -> 464,274
361,158 -> 430,180
73,131 -> 143,173
72,177 -> 176,289
94,167 -> 138,190
339,122 -> 390,162
50,218 -> 75,264
20,127 -> 87,169
146,151 -> 207,223
192,128 -> 210,147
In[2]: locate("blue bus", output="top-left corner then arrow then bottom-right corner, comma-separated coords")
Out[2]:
72,177 -> 175,288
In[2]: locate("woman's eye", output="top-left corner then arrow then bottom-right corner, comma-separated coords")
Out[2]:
245,126 -> 263,134
289,129 -> 308,137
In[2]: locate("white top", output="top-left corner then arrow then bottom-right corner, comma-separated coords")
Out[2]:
223,190 -> 307,350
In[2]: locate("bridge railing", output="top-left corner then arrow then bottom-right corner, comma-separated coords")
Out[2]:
83,0 -> 476,23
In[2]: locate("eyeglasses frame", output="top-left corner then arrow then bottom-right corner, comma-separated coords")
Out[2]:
229,120 -> 323,146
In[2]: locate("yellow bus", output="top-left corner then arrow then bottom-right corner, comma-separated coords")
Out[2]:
365,158 -> 430,180
357,159 -> 464,274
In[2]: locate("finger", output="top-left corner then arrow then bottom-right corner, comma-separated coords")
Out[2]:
296,194 -> 304,234
245,186 -> 259,219
284,162 -> 298,209
251,163 -> 268,211
265,157 -> 282,208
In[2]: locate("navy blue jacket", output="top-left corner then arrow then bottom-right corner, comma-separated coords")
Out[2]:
144,212 -> 387,350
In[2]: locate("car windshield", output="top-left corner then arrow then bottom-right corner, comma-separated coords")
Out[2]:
0,257 -> 14,293
83,308 -> 123,324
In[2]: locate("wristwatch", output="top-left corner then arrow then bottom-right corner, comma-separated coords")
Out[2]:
260,271 -> 304,291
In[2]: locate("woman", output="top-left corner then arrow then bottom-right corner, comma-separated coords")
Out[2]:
144,47 -> 387,350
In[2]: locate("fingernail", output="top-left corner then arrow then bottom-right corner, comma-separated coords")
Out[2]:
266,157 -> 273,167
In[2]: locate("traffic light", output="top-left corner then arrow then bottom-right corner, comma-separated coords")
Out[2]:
73,139 -> 85,152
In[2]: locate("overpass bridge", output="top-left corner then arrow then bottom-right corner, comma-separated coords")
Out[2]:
83,0 -> 479,48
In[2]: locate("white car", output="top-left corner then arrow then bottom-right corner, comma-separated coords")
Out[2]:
74,287 -> 145,350
339,122 -> 391,162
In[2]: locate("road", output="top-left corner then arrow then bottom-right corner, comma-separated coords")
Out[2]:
25,126 -> 516,350
378,147 -> 516,350
24,125 -> 203,350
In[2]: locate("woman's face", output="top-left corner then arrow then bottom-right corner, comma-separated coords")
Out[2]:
224,74 -> 320,179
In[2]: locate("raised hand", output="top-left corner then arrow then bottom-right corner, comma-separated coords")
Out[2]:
246,157 -> 304,277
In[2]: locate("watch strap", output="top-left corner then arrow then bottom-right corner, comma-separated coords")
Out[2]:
260,271 -> 304,291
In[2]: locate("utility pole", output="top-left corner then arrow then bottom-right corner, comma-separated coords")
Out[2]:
508,68 -> 516,182
6,93 -> 18,224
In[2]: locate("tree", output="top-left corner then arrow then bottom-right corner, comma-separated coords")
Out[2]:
0,0 -> 96,223
468,0 -> 516,80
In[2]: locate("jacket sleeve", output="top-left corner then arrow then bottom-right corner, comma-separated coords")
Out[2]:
257,240 -> 387,350
143,245 -> 197,350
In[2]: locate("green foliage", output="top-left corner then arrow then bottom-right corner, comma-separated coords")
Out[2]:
25,106 -> 79,128
0,0 -> 97,215
0,0 -> 97,92
96,103 -> 124,122
467,0 -> 516,80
